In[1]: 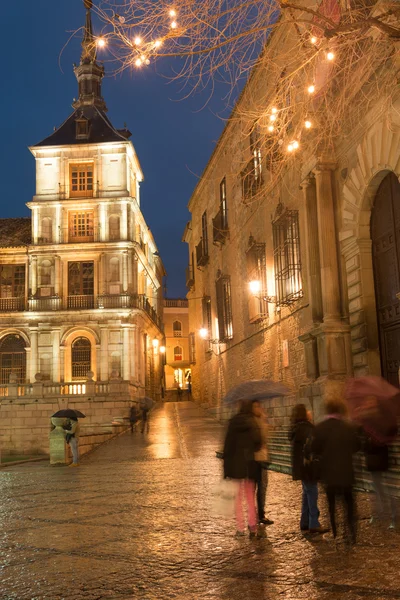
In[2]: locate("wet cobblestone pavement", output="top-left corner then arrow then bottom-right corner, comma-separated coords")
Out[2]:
1,401 -> 400,599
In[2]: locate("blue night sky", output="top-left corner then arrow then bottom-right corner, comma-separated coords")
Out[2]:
0,0 -> 236,297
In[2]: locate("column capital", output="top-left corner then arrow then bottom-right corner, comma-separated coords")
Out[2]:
314,159 -> 337,174
300,173 -> 315,190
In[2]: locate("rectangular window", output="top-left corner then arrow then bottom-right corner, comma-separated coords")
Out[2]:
243,125 -> 263,199
213,179 -> 229,245
202,295 -> 212,336
70,163 -> 94,198
189,332 -> 196,364
68,261 -> 94,296
220,178 -> 228,228
272,206 -> 303,306
69,211 -> 94,242
246,241 -> 268,322
0,265 -> 25,298
202,211 -> 208,256
216,275 -> 233,342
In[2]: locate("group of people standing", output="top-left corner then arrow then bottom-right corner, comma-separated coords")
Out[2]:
223,393 -> 396,541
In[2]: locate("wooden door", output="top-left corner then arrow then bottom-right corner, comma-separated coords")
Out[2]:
371,172 -> 400,386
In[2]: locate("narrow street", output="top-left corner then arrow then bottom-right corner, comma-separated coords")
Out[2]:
1,401 -> 400,600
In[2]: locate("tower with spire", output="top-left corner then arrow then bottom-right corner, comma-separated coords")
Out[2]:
0,0 -> 165,449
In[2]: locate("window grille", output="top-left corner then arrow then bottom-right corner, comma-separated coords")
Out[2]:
201,296 -> 212,335
246,238 -> 268,322
272,204 -> 303,307
216,275 -> 233,342
68,261 -> 94,296
196,211 -> 209,266
0,334 -> 26,384
213,178 -> 229,244
69,211 -> 94,241
72,337 -> 91,380
189,332 -> 196,364
0,265 -> 25,298
173,320 -> 182,337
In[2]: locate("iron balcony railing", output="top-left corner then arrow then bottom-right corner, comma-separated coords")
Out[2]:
196,239 -> 209,267
212,208 -> 229,245
97,294 -> 164,331
67,295 -> 95,310
0,297 -> 25,312
28,297 -> 62,312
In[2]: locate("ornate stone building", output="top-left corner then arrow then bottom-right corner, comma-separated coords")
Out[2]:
162,298 -> 193,395
0,4 -> 164,401
184,20 -> 400,424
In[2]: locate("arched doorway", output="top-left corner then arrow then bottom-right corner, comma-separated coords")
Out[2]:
71,337 -> 91,381
371,172 -> 400,386
0,334 -> 26,384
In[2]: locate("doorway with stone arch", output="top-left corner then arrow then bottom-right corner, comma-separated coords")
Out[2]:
371,172 -> 400,387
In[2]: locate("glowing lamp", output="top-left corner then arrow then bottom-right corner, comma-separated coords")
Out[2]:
135,58 -> 142,67
152,339 -> 159,348
96,38 -> 106,48
310,36 -> 317,44
307,85 -> 315,94
269,114 -> 277,122
134,37 -> 142,46
304,120 -> 312,129
249,280 -> 261,294
292,141 -> 299,149
154,39 -> 162,48
271,107 -> 278,114
268,125 -> 274,132
170,20 -> 177,29
327,51 -> 335,61
288,144 -> 294,152
199,328 -> 208,339
169,9 -> 177,17
160,346 -> 166,354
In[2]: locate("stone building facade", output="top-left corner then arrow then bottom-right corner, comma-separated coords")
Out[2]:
184,19 -> 400,425
0,4 -> 164,454
163,298 -> 193,394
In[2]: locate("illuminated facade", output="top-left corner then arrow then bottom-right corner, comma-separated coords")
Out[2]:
162,298 -> 193,393
0,3 -> 164,398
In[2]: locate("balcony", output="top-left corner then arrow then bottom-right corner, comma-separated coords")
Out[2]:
0,297 -> 25,312
97,294 -> 135,309
185,265 -> 195,288
29,297 -> 61,312
212,209 -> 229,245
67,295 -> 95,310
196,240 -> 209,267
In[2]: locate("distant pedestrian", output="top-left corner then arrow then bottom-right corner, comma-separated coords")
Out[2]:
363,434 -> 396,529
223,400 -> 262,538
312,395 -> 361,543
252,401 -> 274,527
65,417 -> 80,467
177,384 -> 183,401
129,403 -> 139,433
139,398 -> 154,434
289,404 -> 327,534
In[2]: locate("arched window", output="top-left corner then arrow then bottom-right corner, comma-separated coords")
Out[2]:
173,320 -> 182,337
0,334 -> 26,384
174,346 -> 183,361
39,260 -> 52,287
109,257 -> 120,283
41,218 -> 52,243
109,215 -> 120,241
71,337 -> 91,381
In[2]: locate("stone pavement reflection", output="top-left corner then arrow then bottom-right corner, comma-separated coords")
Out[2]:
1,401 -> 400,600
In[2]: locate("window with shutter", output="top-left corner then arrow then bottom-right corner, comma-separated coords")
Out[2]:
215,275 -> 233,342
246,239 -> 268,322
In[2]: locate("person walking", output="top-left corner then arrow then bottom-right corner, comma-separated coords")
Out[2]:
252,401 -> 274,526
364,435 -> 396,529
223,400 -> 262,538
66,417 -> 80,467
129,403 -> 139,433
312,395 -> 361,543
289,404 -> 327,534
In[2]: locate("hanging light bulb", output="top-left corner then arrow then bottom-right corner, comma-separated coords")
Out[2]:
96,37 -> 106,48
169,9 -> 177,17
268,125 -> 274,132
288,144 -> 294,152
135,58 -> 142,67
141,55 -> 146,61
327,51 -> 335,61
310,36 -> 317,44
304,120 -> 312,129
145,59 -> 150,66
134,36 -> 142,46
154,39 -> 162,48
170,20 -> 178,29
292,141 -> 299,149
307,84 -> 315,94
271,107 -> 278,114
269,114 -> 277,122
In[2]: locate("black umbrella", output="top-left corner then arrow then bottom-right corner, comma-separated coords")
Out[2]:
52,409 -> 86,419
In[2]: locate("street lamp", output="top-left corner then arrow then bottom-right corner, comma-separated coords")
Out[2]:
159,345 -> 166,354
248,280 -> 276,304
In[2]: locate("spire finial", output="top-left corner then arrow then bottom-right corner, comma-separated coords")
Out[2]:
82,0 -> 96,63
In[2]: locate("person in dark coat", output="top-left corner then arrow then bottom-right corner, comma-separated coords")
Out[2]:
289,404 -> 327,534
223,400 -> 262,537
129,403 -> 139,433
364,435 -> 396,528
312,396 -> 361,542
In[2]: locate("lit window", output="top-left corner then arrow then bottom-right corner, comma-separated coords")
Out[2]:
75,119 -> 89,139
174,346 -> 183,361
69,211 -> 94,242
173,320 -> 182,337
216,274 -> 233,342
272,203 -> 303,306
70,164 -> 94,198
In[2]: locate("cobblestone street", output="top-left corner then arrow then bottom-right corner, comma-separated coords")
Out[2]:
1,401 -> 400,600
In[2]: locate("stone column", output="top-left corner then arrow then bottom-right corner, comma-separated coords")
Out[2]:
60,346 -> 65,382
122,326 -> 130,381
130,325 -> 137,382
122,251 -> 128,292
133,255 -> 138,294
54,256 -> 61,296
31,256 -> 38,297
52,329 -> 61,382
314,160 -> 341,322
100,328 -> 109,381
32,207 -> 39,244
30,328 -> 39,382
301,175 -> 323,323
99,203 -> 107,242
121,202 -> 128,240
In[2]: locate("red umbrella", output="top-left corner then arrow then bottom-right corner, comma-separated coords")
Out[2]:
346,376 -> 399,443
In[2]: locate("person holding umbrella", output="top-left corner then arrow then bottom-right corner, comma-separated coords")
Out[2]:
52,408 -> 85,467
